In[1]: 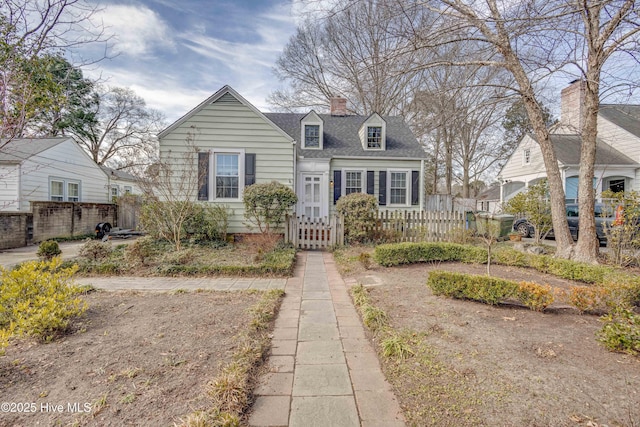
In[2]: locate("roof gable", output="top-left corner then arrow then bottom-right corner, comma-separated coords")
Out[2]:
0,137 -> 72,162
158,85 -> 295,143
599,104 -> 640,139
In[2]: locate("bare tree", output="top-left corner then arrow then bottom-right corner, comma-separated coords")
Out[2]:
270,0 -> 424,115
401,0 -> 639,262
0,0 -> 105,146
69,86 -> 164,169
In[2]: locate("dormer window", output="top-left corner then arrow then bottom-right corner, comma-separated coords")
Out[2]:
305,125 -> 320,148
367,126 -> 382,149
360,113 -> 386,150
300,111 -> 323,149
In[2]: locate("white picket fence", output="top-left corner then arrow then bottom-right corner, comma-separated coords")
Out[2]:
285,210 -> 467,249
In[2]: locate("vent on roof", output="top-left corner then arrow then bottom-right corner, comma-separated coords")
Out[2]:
330,97 -> 347,116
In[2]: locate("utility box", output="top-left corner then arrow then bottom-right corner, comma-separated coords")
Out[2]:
476,213 -> 515,238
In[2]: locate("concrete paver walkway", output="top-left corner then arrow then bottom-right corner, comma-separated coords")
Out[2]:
249,251 -> 405,427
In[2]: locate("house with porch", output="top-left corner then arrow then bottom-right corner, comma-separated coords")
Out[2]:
498,81 -> 640,205
157,85 -> 427,234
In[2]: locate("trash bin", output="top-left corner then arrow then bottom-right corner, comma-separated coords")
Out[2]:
476,213 -> 514,238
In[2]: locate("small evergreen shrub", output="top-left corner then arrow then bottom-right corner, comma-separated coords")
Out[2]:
374,242 -> 486,266
78,240 -> 113,262
427,271 -> 518,305
597,308 -> 640,355
516,282 -> 554,312
183,204 -> 229,243
243,182 -> 297,234
335,193 -> 379,244
125,236 -> 159,266
37,240 -> 61,260
0,258 -> 87,354
568,286 -> 610,314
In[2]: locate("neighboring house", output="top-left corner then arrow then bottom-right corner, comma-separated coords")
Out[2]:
476,185 -> 501,213
101,166 -> 141,200
0,137 -> 112,211
158,85 -> 427,234
498,80 -> 640,205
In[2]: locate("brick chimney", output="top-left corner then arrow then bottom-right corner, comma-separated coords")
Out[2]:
560,80 -> 585,131
330,97 -> 347,116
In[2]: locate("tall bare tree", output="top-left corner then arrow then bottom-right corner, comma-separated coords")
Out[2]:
68,86 -> 164,169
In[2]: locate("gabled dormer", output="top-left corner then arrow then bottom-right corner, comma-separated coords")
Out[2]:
300,110 -> 323,150
359,113 -> 386,151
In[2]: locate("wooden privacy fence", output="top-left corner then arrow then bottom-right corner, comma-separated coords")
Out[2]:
285,215 -> 344,249
367,210 -> 467,242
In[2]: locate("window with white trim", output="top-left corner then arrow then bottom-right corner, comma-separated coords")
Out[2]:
50,180 -> 64,201
304,125 -> 320,148
111,185 -> 119,199
68,182 -> 79,202
367,126 -> 382,149
345,171 -> 363,195
215,153 -> 240,199
523,149 -> 531,165
124,185 -> 132,194
389,171 -> 409,205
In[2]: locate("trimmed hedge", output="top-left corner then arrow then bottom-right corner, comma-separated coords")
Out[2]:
374,242 -> 487,266
427,270 -> 555,310
155,248 -> 296,277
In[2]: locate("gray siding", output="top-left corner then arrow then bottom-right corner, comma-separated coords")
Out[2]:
160,92 -> 295,233
0,164 -> 20,211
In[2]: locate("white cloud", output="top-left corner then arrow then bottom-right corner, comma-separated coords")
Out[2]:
94,4 -> 175,57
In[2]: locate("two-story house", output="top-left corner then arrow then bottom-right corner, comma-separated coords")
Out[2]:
158,85 -> 427,234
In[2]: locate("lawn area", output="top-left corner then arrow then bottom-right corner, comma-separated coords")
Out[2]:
336,244 -> 640,426
0,289 -> 283,426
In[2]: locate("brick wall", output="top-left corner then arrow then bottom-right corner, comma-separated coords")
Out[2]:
31,202 -> 117,243
0,212 -> 31,250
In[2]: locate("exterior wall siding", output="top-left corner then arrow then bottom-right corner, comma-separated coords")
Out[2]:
597,117 -> 640,192
19,140 -> 109,211
159,93 -> 295,233
330,158 -> 422,214
499,135 -> 547,182
0,164 -> 20,211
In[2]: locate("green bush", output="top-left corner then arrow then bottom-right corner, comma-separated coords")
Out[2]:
37,240 -> 61,260
0,258 -> 87,354
516,282 -> 555,312
427,271 -> 518,305
78,240 -> 113,262
374,242 -> 486,266
183,204 -> 228,243
597,308 -> 640,355
125,236 -> 160,266
335,193 -> 379,244
243,182 -> 297,234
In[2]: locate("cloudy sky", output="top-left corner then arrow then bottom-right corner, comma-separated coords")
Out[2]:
82,0 -> 311,123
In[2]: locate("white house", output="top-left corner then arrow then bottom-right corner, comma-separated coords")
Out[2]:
0,137 -> 141,211
158,85 -> 428,234
498,81 -> 640,204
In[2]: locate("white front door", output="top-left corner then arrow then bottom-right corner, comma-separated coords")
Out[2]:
302,174 -> 322,219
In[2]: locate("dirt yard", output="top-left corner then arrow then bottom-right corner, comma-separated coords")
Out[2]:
344,259 -> 640,426
0,290 -> 261,427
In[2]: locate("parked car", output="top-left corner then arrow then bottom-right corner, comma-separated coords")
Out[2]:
513,203 -> 617,245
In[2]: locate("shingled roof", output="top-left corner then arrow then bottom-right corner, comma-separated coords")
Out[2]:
599,104 -> 640,139
0,137 -> 69,162
264,113 -> 427,159
549,134 -> 637,166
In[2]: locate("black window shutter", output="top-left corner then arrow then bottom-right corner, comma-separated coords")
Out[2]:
378,171 -> 387,205
366,170 -> 374,195
333,170 -> 342,204
245,153 -> 256,186
197,152 -> 209,201
411,170 -> 419,205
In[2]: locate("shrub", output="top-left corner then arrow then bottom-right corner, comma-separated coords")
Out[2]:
183,203 -> 228,243
37,240 -> 61,260
601,190 -> 640,267
358,252 -> 372,269
567,286 -> 610,314
503,180 -> 552,244
124,236 -> 159,266
243,182 -> 297,234
516,282 -> 554,312
0,258 -> 87,354
597,308 -> 640,355
427,271 -> 518,305
335,192 -> 379,244
374,242 -> 486,267
78,240 -> 113,262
